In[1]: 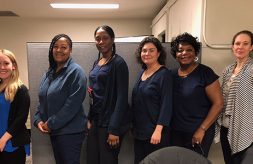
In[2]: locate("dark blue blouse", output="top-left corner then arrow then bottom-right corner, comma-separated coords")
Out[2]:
89,62 -> 111,120
0,92 -> 30,155
88,54 -> 129,135
0,92 -> 16,152
171,64 -> 219,133
132,67 -> 173,140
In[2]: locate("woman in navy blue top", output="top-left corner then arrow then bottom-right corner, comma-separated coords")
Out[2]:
0,49 -> 30,164
170,33 -> 223,157
87,25 -> 129,164
132,36 -> 173,164
34,34 -> 87,164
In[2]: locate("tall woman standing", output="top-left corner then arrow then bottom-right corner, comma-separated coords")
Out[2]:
34,34 -> 87,164
219,30 -> 253,164
0,49 -> 30,164
87,25 -> 129,164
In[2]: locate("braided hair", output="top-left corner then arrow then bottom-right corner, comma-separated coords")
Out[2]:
48,34 -> 72,70
94,25 -> 116,60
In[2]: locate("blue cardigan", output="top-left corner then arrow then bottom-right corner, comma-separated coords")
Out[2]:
34,58 -> 87,136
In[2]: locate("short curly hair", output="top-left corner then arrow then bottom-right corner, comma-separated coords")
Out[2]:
136,36 -> 166,69
170,32 -> 201,58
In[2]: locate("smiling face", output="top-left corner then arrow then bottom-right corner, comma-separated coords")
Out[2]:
95,28 -> 114,55
141,42 -> 160,66
52,37 -> 72,67
176,43 -> 196,66
232,33 -> 253,60
0,52 -> 15,83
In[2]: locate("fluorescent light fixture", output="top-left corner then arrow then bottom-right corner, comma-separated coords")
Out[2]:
50,3 -> 119,9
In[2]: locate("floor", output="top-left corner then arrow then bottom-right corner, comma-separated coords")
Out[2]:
26,142 -> 225,164
26,155 -> 32,164
208,142 -> 225,164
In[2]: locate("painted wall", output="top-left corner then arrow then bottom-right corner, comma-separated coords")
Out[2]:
0,17 -> 152,132
0,18 -> 152,86
152,0 -> 253,75
202,0 -> 253,75
152,0 -> 253,163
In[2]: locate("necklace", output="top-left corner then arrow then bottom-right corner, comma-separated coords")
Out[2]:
142,64 -> 162,81
178,63 -> 198,77
98,55 -> 113,66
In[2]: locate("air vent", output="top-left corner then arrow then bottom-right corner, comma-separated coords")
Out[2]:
0,11 -> 19,17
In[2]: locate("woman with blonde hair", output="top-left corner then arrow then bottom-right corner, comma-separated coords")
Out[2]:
0,49 -> 30,164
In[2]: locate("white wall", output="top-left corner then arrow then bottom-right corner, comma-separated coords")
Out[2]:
152,0 -> 253,163
0,18 -> 152,130
202,0 -> 253,75
0,18 -> 152,86
153,0 -> 253,75
152,0 -> 202,41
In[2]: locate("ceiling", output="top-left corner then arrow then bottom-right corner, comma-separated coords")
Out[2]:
0,0 -> 168,19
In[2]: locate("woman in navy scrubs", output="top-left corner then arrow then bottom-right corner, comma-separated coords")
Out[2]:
170,32 -> 223,157
34,34 -> 87,164
132,36 -> 173,164
87,25 -> 129,164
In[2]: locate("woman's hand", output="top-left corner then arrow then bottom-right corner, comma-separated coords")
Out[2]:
192,128 -> 205,146
150,129 -> 162,145
0,132 -> 12,152
0,138 -> 7,152
42,122 -> 51,133
87,120 -> 92,130
37,121 -> 49,133
150,125 -> 163,145
107,134 -> 120,148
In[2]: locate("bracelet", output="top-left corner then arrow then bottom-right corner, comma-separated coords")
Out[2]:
200,125 -> 207,132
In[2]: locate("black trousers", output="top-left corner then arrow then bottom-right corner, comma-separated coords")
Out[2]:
220,126 -> 253,164
50,132 -> 85,164
170,124 -> 215,157
0,147 -> 26,164
87,123 -> 123,164
134,128 -> 170,164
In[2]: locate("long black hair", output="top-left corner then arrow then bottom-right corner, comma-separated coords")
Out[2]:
48,34 -> 72,70
94,25 -> 116,60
